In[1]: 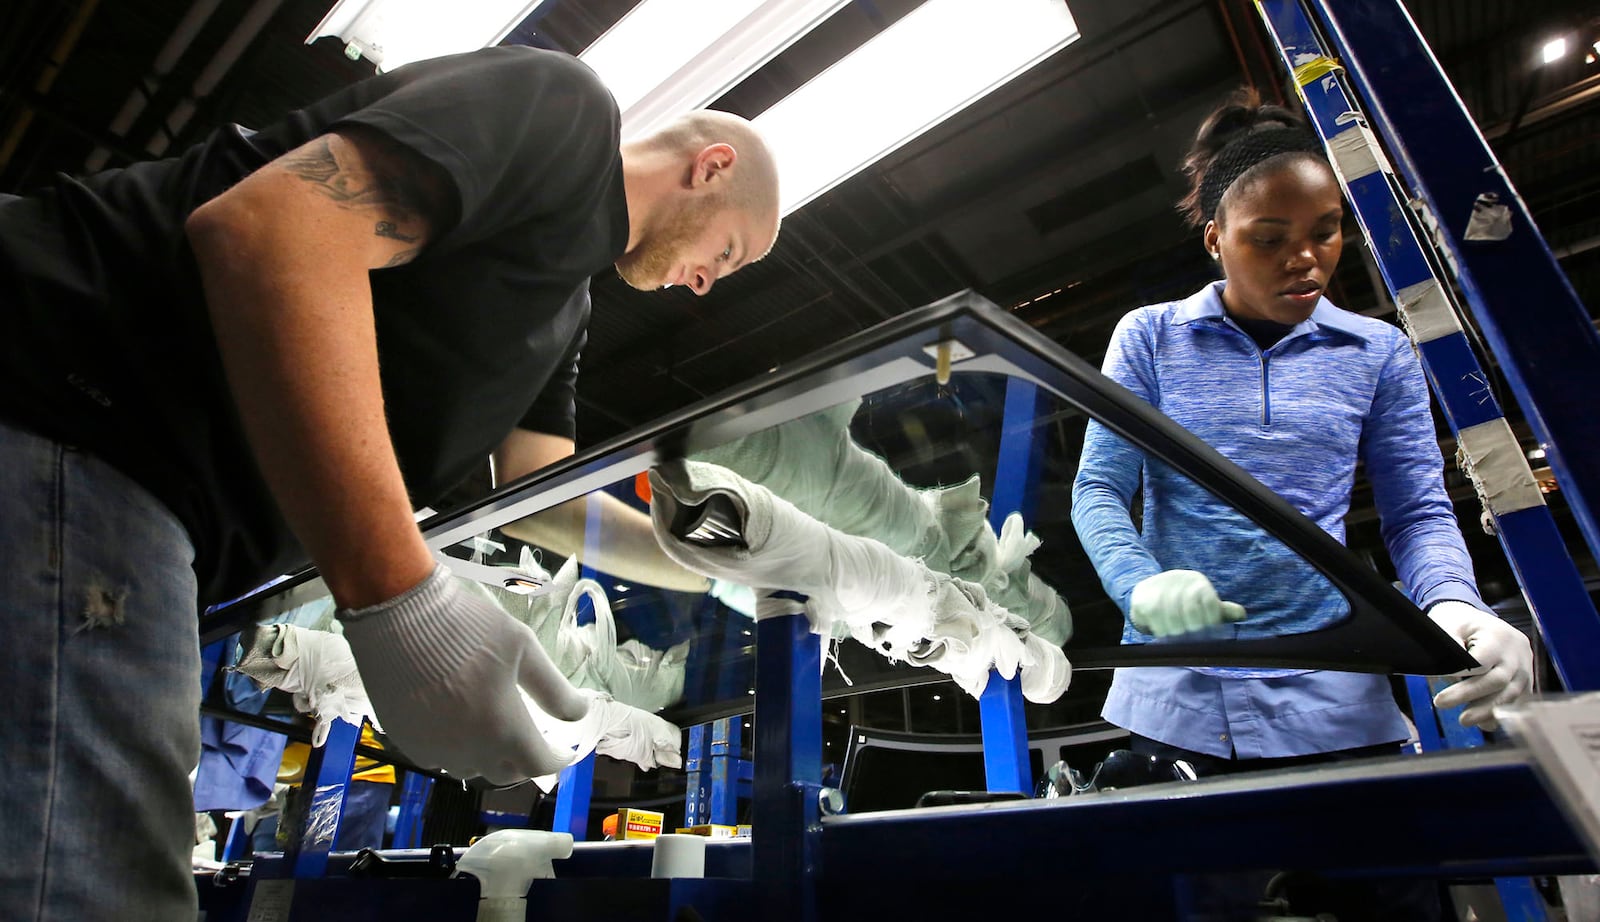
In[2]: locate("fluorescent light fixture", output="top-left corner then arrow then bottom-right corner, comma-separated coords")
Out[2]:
755,0 -> 1079,216
312,0 -> 848,136
310,0 -> 546,71
1542,36 -> 1568,64
580,0 -> 850,141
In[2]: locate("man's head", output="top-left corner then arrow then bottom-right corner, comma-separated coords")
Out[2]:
616,111 -> 780,295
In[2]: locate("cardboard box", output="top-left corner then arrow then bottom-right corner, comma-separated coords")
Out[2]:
615,807 -> 664,840
675,824 -> 737,838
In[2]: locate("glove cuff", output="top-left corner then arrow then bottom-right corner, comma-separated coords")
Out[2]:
337,563 -> 492,691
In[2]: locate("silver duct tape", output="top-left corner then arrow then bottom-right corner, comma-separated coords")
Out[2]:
1456,418 -> 1545,518
1327,122 -> 1385,183
1394,278 -> 1463,344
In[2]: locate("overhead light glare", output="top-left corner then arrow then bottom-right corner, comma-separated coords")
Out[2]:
580,0 -> 850,140
309,0 -> 545,71
755,0 -> 1080,216
312,0 -> 850,140
1542,36 -> 1568,64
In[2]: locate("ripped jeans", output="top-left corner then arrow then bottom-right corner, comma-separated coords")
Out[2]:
0,418 -> 201,921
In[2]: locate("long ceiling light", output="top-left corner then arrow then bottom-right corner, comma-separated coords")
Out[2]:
309,0 -> 548,71
309,0 -> 849,140
579,0 -> 849,141
310,0 -> 1076,217
755,0 -> 1079,216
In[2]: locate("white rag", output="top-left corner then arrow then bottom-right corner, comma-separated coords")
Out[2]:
649,460 -> 1070,702
464,552 -> 689,713
692,400 -> 1072,644
523,690 -> 684,792
237,623 -> 681,784
234,623 -> 380,746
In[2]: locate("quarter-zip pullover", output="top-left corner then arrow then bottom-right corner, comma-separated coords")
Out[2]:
1072,281 -> 1484,757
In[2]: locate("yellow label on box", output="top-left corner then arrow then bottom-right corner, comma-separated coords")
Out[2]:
681,824 -> 736,838
616,808 -> 664,840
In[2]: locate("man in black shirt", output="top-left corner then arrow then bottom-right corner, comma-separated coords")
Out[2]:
0,46 -> 779,919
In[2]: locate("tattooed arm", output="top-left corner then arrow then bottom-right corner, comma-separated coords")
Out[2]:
185,127 -> 452,607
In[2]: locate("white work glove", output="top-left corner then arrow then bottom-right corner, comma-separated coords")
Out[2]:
1428,600 -> 1533,731
1129,569 -> 1248,637
339,563 -> 594,785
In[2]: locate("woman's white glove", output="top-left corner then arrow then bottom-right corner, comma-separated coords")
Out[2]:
1428,600 -> 1533,731
339,563 -> 594,785
1129,569 -> 1248,637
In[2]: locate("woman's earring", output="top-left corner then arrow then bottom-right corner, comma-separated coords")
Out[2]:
1210,251 -> 1221,261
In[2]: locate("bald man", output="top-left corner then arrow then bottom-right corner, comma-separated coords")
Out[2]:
0,45 -> 777,920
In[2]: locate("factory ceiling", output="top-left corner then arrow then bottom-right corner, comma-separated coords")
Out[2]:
3,0 -> 1597,604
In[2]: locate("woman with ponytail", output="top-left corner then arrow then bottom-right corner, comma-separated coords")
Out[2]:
1070,91 -> 1532,915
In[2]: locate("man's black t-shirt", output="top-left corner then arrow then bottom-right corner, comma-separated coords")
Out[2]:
0,47 -> 630,604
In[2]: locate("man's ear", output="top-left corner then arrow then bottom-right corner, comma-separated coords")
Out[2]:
691,142 -> 738,188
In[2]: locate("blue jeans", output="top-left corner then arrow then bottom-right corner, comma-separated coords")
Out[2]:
0,419 -> 201,921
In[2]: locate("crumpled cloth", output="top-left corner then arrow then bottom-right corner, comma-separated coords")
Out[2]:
524,691 -> 684,792
236,623 -> 681,784
692,398 -> 1071,644
235,623 -> 378,746
467,548 -> 689,713
649,459 -> 1071,702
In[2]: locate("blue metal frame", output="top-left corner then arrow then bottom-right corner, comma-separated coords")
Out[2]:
219,811 -> 250,863
554,752 -> 596,839
1259,0 -> 1600,695
1301,0 -> 1600,602
752,594 -> 821,922
393,771 -> 434,849
821,747 -> 1588,880
282,716 -> 361,879
977,377 -> 1045,793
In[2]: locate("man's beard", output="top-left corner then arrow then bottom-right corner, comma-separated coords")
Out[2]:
615,194 -> 721,291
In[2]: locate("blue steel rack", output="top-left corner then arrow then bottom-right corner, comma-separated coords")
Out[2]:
1301,0 -> 1600,588
1257,0 -> 1600,696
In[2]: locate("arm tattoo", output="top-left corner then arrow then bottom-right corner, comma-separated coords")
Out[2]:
375,221 -> 418,243
279,133 -> 442,265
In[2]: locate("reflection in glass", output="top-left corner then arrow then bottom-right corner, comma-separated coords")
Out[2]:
213,366 -> 1366,803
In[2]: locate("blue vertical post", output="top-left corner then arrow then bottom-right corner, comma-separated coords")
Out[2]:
393,771 -> 434,849
708,716 -> 742,825
283,716 -> 361,879
979,378 -> 1045,793
1302,0 -> 1600,588
1253,0 -> 1600,692
553,753 -> 595,840
553,494 -> 606,839
752,592 -> 821,922
219,812 -> 250,863
1402,675 -> 1445,755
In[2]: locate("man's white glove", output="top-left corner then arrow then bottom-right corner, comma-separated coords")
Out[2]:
339,563 -> 594,785
1428,600 -> 1533,731
1129,569 -> 1248,637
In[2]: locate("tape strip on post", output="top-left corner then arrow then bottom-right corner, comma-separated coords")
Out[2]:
1456,418 -> 1545,524
1394,279 -> 1463,345
1326,123 -> 1385,183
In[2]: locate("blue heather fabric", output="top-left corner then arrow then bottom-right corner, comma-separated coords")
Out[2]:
1072,281 -> 1485,757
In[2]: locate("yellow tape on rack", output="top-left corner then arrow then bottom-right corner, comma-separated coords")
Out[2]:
1292,55 -> 1343,86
